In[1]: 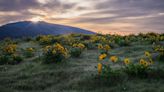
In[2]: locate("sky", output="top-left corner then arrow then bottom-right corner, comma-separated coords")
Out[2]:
0,0 -> 164,35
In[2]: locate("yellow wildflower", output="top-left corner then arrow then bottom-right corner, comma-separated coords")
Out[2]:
124,58 -> 130,65
98,63 -> 102,75
99,54 -> 107,61
78,43 -> 85,49
110,56 -> 118,62
143,61 -> 149,67
139,59 -> 145,65
73,44 -> 77,47
149,59 -> 154,65
101,37 -> 106,42
27,48 -> 34,52
54,43 -> 65,51
145,51 -> 151,57
73,43 -> 85,49
104,45 -> 111,51
98,44 -> 103,49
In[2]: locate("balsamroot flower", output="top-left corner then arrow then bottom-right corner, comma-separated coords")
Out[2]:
98,63 -> 102,75
110,56 -> 118,63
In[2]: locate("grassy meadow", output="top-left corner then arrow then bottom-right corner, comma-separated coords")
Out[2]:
0,33 -> 164,92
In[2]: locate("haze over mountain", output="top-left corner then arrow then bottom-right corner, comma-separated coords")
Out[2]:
0,21 -> 95,39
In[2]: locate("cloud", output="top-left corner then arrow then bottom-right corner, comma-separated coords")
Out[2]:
0,0 -> 164,34
0,0 -> 39,11
95,0 -> 164,11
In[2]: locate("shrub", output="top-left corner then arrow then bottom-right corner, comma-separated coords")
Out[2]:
70,43 -> 85,57
11,55 -> 23,64
118,39 -> 131,46
154,45 -> 164,61
96,63 -> 122,81
23,48 -> 35,58
23,37 -> 33,42
36,35 -> 56,45
101,64 -> 120,78
0,55 -> 11,65
0,54 -> 23,65
97,44 -> 111,54
123,63 -> 151,78
83,41 -> 96,50
81,34 -> 91,40
97,52 -> 120,78
91,35 -> 107,44
0,44 -> 23,65
2,44 -> 17,55
43,43 -> 68,63
123,57 -> 153,78
97,49 -> 155,79
70,48 -> 83,57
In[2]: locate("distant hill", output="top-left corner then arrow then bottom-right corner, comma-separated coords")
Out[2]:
0,21 -> 95,39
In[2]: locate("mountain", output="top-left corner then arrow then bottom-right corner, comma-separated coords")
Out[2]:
0,21 -> 95,39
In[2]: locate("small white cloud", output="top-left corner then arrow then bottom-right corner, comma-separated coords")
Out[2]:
37,0 -> 51,4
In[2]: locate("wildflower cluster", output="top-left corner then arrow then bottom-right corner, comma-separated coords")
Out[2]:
43,43 -> 68,63
154,45 -> 164,61
91,36 -> 107,43
36,35 -> 54,45
73,43 -> 85,49
97,54 -> 120,77
98,44 -> 111,54
123,51 -> 154,78
70,43 -> 85,57
97,50 -> 155,78
3,44 -> 17,55
0,44 -> 23,65
97,52 -> 119,76
143,51 -> 154,65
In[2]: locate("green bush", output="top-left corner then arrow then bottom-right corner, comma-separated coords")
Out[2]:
43,43 -> 68,64
70,43 -> 85,57
154,45 -> 164,61
0,55 -> 11,65
70,48 -> 83,57
83,41 -> 95,50
118,39 -> 131,46
36,35 -> 56,45
12,55 -> 23,64
101,64 -> 117,78
0,55 -> 23,65
23,48 -> 35,58
123,64 -> 151,78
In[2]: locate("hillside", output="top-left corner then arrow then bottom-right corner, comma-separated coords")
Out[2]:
0,21 -> 94,39
0,33 -> 164,92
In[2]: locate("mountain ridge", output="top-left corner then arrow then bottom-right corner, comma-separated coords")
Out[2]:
0,21 -> 95,39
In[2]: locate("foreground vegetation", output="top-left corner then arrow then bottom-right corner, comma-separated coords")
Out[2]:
0,33 -> 164,92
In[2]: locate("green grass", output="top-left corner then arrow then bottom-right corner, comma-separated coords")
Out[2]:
0,33 -> 164,92
0,41 -> 164,92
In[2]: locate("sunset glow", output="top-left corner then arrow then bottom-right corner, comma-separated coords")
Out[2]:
30,17 -> 43,23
